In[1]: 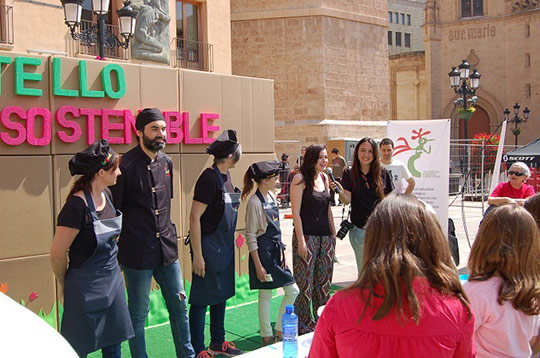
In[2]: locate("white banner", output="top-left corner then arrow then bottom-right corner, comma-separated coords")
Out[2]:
489,119 -> 508,194
386,119 -> 450,234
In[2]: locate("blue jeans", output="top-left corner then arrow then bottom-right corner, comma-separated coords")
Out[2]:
349,225 -> 365,275
122,260 -> 195,358
189,302 -> 226,354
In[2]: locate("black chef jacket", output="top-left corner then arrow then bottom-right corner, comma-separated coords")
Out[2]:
110,145 -> 178,269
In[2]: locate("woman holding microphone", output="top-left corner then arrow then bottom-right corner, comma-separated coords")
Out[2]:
330,138 -> 393,273
290,144 -> 336,334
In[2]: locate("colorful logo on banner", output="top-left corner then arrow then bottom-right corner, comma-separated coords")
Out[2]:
393,128 -> 435,178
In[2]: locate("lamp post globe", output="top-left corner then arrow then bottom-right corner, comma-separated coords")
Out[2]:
117,1 -> 137,40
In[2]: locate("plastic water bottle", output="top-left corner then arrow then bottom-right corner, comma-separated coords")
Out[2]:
282,304 -> 298,358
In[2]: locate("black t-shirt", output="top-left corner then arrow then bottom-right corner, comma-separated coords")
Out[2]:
56,191 -> 116,268
341,168 -> 393,229
193,167 -> 236,235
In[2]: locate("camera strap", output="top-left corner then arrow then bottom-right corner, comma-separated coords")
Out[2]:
341,204 -> 351,222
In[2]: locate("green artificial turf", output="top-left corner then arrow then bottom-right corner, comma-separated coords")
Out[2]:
88,293 -> 284,357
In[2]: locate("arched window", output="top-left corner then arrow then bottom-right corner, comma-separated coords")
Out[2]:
461,0 -> 483,18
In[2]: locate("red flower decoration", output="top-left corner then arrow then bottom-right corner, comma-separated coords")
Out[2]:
0,282 -> 7,294
236,234 -> 245,248
28,291 -> 38,302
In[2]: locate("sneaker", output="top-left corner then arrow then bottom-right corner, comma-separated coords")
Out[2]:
196,351 -> 214,358
209,341 -> 244,357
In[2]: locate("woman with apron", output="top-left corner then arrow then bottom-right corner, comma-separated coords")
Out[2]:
50,140 -> 133,357
188,130 -> 244,358
242,161 -> 299,346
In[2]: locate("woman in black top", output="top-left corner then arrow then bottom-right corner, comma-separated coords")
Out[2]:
331,137 -> 393,274
290,144 -> 336,334
50,140 -> 133,358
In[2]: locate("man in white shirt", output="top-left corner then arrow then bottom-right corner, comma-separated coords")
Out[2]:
379,138 -> 415,194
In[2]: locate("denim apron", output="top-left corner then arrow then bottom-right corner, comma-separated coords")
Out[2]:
249,190 -> 294,290
61,191 -> 134,356
189,165 -> 240,306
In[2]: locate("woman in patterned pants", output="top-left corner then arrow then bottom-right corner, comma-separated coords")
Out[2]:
290,144 -> 336,334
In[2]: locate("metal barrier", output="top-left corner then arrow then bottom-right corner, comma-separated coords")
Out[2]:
0,4 -> 14,45
76,20 -> 129,60
174,38 -> 213,71
449,139 -> 519,209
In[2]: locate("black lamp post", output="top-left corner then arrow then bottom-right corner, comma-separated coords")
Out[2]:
504,103 -> 530,146
61,0 -> 137,60
448,60 -> 481,139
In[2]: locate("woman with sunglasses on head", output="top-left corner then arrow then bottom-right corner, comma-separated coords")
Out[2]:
50,139 -> 133,358
488,161 -> 535,206
309,195 -> 475,357
330,137 -> 393,273
290,144 -> 336,334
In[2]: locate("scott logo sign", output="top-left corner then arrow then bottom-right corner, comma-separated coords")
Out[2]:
503,155 -> 535,162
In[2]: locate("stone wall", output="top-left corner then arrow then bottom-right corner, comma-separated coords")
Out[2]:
424,0 -> 540,143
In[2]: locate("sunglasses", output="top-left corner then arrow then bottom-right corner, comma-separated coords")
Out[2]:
508,170 -> 525,177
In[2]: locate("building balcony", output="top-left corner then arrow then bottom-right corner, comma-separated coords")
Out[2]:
174,38 -> 213,72
75,19 -> 129,60
0,4 -> 14,46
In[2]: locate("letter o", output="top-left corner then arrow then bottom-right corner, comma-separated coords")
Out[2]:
102,64 -> 126,99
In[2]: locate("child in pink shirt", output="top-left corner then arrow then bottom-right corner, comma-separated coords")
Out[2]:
463,204 -> 540,358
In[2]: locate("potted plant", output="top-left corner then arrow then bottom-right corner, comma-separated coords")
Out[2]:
457,106 -> 476,120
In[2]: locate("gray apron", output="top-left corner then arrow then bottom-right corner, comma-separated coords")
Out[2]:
249,190 -> 294,290
189,165 -> 240,306
61,191 -> 134,356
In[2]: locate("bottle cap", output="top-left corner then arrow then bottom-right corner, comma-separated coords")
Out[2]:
285,304 -> 294,313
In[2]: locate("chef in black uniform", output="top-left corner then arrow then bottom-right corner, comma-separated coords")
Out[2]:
110,108 -> 195,358
188,129 -> 244,358
50,139 -> 133,358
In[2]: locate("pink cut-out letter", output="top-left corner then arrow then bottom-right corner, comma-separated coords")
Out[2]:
26,107 -> 52,146
80,108 -> 102,145
56,105 -> 82,143
101,109 -> 124,144
200,113 -> 220,144
182,112 -> 203,144
1,106 -> 27,145
123,110 -> 136,144
164,111 -> 183,144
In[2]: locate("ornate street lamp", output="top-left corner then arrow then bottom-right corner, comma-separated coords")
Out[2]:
504,103 -> 530,146
448,60 -> 481,139
61,0 -> 137,60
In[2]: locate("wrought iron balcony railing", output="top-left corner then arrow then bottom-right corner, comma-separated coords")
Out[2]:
76,19 -> 129,60
175,38 -> 213,72
0,4 -> 14,45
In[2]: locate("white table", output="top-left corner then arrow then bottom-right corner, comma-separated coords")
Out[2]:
240,332 -> 314,357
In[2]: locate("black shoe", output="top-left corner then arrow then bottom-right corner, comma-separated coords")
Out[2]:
209,342 -> 244,357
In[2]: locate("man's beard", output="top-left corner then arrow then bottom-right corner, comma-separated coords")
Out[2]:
143,134 -> 166,152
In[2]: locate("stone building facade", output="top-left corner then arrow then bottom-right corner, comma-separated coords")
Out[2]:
389,51 -> 427,120
424,0 -> 540,143
231,1 -> 389,158
388,0 -> 426,55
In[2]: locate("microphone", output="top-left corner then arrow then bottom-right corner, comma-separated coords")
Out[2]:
325,167 -> 341,193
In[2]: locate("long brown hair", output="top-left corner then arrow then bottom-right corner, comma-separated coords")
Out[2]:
350,138 -> 384,199
351,194 -> 470,324
299,144 -> 326,189
241,167 -> 262,202
468,204 -> 540,315
66,153 -> 120,199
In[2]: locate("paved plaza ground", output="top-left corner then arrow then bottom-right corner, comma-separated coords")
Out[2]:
277,196 -> 486,288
